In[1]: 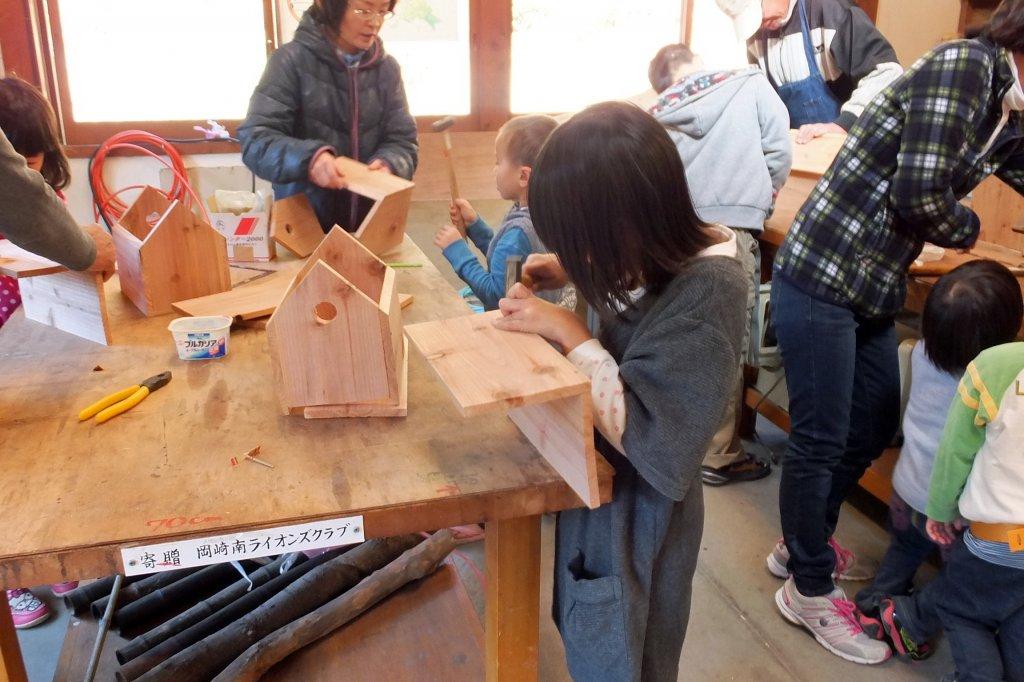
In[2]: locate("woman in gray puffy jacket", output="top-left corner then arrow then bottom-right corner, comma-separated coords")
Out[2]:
239,0 -> 418,232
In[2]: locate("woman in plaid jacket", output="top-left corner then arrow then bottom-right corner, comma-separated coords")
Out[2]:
767,0 -> 1024,665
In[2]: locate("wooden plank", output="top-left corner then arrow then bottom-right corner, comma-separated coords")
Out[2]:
400,293 -> 413,309
509,394 -> 600,510
485,515 -> 540,682
859,447 -> 900,504
406,311 -> 589,418
19,271 -> 111,345
110,223 -> 145,311
0,236 -> 614,588
335,156 -> 416,202
268,261 -> 396,412
973,175 -> 1024,253
0,604 -> 27,682
271,193 -> 326,258
744,386 -> 791,433
172,265 -> 300,320
0,241 -> 64,278
356,186 -> 414,258
789,130 -> 845,178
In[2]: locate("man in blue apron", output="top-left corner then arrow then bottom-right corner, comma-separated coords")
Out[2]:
717,0 -> 902,143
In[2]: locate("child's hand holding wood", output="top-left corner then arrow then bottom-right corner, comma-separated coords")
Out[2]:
433,224 -> 463,250
493,283 -> 591,353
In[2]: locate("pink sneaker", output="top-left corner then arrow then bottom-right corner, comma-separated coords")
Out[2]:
766,537 -> 876,581
7,589 -> 50,629
775,577 -> 891,664
50,581 -> 79,596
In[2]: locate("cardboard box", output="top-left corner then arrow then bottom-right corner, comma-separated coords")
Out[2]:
210,211 -> 276,263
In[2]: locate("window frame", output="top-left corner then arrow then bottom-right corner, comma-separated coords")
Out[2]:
7,0 -> 710,153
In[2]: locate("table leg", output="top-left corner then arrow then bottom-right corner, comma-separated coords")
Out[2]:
0,600 -> 27,682
485,515 -> 541,682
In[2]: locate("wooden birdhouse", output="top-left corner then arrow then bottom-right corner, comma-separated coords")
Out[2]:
112,187 -> 231,316
267,227 -> 407,419
270,158 -> 414,259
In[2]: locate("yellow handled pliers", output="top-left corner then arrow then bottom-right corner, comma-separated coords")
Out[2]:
78,371 -> 172,424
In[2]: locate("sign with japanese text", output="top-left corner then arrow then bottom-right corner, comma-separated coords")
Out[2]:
121,515 -> 365,576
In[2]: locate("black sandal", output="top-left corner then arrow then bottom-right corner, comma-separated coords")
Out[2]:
701,456 -> 771,487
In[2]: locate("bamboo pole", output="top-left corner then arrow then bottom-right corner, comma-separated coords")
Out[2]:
64,577 -> 116,615
91,568 -> 199,618
135,536 -> 421,682
116,554 -> 294,664
113,562 -> 241,632
214,531 -> 456,682
84,575 -> 123,682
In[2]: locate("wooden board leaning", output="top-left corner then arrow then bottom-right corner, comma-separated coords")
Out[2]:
406,311 -> 600,509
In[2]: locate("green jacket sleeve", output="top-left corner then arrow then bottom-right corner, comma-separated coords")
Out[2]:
926,365 -> 988,522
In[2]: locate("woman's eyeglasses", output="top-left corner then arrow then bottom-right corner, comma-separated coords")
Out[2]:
352,7 -> 395,22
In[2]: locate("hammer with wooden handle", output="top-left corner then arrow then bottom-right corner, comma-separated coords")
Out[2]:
432,116 -> 464,233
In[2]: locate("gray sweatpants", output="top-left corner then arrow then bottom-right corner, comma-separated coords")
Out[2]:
553,451 -> 704,681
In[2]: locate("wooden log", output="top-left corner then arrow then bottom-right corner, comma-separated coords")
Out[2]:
116,554 -> 292,664
91,568 -> 200,618
135,536 -> 421,682
213,531 -> 457,682
117,552 -> 335,681
113,562 -> 243,632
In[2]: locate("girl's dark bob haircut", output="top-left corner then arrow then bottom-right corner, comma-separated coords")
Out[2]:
310,0 -> 398,31
0,77 -> 70,191
529,101 -> 711,316
922,259 -> 1023,376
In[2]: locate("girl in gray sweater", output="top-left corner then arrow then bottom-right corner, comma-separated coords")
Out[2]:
493,101 -> 747,681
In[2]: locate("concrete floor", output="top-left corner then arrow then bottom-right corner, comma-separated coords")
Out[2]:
15,202 -> 954,680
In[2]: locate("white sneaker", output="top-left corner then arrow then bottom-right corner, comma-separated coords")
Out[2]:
775,577 -> 891,665
766,537 -> 875,581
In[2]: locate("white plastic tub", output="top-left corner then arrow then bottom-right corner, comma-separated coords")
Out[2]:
167,316 -> 232,360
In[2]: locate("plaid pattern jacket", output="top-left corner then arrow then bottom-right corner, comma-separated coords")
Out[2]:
775,39 -> 1024,318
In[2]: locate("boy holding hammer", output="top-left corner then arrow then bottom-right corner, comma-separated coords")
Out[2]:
434,115 -> 563,311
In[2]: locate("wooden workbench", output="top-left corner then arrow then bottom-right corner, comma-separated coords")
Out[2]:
0,236 -> 613,681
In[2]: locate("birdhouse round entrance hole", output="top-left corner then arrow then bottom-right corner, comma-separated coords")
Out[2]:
314,301 -> 338,325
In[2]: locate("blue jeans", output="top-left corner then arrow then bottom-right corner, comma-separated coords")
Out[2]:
929,540 -> 1024,682
771,276 -> 900,596
856,492 -> 949,616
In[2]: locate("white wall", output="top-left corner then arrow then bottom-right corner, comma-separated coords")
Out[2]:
689,0 -> 749,69
65,154 -> 270,226
876,0 -> 962,67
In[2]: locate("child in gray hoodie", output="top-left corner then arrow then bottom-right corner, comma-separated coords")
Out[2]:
650,44 -> 792,487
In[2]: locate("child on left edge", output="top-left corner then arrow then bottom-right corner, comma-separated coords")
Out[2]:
0,76 -> 80,627
434,114 -> 563,312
